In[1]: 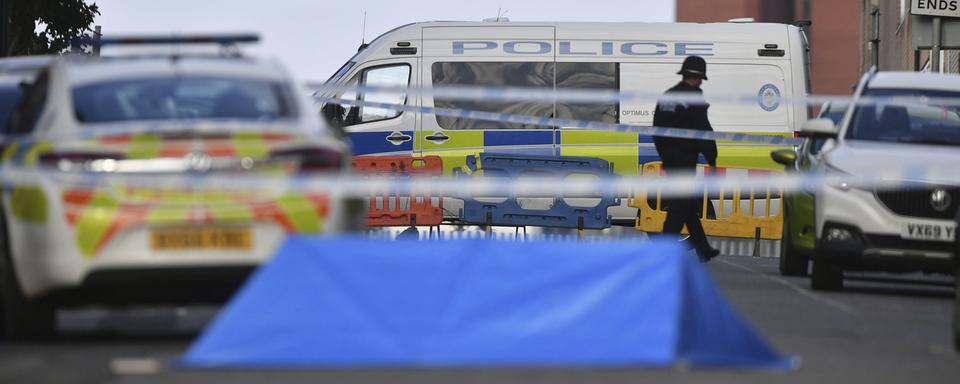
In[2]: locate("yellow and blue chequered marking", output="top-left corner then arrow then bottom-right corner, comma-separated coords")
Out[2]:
350,128 -> 789,175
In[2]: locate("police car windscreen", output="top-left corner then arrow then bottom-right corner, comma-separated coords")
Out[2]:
846,89 -> 960,146
72,76 -> 297,123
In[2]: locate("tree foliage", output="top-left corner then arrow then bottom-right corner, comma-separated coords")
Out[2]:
4,0 -> 100,56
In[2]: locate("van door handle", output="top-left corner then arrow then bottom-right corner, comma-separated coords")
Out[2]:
385,131 -> 412,145
423,132 -> 449,144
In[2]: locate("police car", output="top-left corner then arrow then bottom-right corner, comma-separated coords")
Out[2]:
0,35 -> 357,339
803,71 -> 960,290
773,102 -> 848,276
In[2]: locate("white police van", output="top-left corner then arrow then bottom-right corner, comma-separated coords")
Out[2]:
322,20 -> 811,221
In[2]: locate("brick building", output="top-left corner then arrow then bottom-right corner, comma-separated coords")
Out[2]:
677,0 -> 861,96
859,0 -> 960,74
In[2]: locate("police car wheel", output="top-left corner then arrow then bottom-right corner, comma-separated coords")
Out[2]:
810,256 -> 843,291
0,208 -> 56,341
779,215 -> 809,276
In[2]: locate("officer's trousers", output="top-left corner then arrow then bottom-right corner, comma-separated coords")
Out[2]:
661,166 -> 712,253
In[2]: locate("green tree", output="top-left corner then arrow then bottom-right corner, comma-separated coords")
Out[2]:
3,0 -> 100,56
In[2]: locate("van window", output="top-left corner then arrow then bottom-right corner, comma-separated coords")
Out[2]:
556,62 -> 618,124
357,65 -> 410,123
432,62 -> 553,130
337,64 -> 410,127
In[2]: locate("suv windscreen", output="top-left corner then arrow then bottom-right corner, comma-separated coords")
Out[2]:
73,76 -> 297,123
846,88 -> 960,146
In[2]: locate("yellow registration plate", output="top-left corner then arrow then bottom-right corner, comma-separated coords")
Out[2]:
150,228 -> 252,250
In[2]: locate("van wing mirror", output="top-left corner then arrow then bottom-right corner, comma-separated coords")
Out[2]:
321,103 -> 347,129
770,148 -> 798,166
799,118 -> 837,139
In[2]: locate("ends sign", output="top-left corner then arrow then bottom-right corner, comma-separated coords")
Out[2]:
913,0 -> 960,17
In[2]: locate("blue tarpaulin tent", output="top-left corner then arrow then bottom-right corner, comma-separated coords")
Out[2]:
182,237 -> 793,369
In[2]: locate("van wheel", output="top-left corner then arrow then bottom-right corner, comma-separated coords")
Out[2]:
779,219 -> 809,276
810,256 -> 843,291
0,208 -> 56,340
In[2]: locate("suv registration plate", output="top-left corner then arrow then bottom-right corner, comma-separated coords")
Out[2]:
900,222 -> 956,242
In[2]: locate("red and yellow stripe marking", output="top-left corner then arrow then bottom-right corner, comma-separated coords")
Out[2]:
63,189 -> 330,259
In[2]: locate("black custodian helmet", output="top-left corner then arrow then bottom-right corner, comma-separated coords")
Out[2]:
677,55 -> 708,80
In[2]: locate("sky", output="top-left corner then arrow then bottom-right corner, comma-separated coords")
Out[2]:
91,0 -> 675,82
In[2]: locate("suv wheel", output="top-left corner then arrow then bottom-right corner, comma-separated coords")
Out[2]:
811,256 -> 843,291
0,208 -> 56,340
779,217 -> 809,276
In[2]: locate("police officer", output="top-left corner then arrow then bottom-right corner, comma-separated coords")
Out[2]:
652,55 -> 721,262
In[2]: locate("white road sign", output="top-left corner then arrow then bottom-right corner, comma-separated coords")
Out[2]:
912,0 -> 960,17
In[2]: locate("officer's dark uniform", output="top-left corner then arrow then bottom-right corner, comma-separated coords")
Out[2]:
652,56 -> 720,261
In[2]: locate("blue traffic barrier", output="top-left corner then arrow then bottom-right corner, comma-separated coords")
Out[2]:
456,153 -> 619,229
181,236 -> 794,369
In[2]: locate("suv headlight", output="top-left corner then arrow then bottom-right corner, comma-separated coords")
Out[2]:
824,164 -> 856,192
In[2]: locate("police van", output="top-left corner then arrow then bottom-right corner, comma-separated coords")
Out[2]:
321,20 -> 810,221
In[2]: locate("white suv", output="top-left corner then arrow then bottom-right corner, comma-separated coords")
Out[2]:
806,71 -> 960,290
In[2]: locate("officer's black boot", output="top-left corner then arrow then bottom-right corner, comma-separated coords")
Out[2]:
696,247 -> 721,263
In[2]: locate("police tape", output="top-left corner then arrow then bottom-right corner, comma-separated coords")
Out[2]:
315,95 -> 805,146
0,121 -> 330,143
1,83 -> 951,145
0,166 -> 955,203
307,83 -> 960,108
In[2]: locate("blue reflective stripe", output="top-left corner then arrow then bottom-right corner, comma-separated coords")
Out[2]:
349,132 -> 413,156
484,130 -> 553,147
638,148 -> 661,166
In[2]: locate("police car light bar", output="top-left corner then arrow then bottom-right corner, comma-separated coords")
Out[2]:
71,34 -> 260,50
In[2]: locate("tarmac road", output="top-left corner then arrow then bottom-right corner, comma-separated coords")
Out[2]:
0,254 -> 956,384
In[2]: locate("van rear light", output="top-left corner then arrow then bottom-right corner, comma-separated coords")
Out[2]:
269,147 -> 343,172
38,151 -> 126,171
794,131 -> 800,138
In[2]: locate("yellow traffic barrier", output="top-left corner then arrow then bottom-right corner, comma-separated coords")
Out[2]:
630,162 -> 784,240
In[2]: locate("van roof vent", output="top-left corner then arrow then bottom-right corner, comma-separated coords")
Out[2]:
728,18 -> 755,23
482,17 -> 510,22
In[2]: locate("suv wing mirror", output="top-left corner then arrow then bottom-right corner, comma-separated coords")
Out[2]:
771,148 -> 798,166
799,118 -> 837,139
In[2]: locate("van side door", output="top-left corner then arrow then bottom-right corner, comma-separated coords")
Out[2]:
334,58 -> 419,157
420,26 -> 556,174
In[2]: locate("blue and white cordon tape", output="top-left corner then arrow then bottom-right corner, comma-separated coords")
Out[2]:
314,95 -> 804,146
